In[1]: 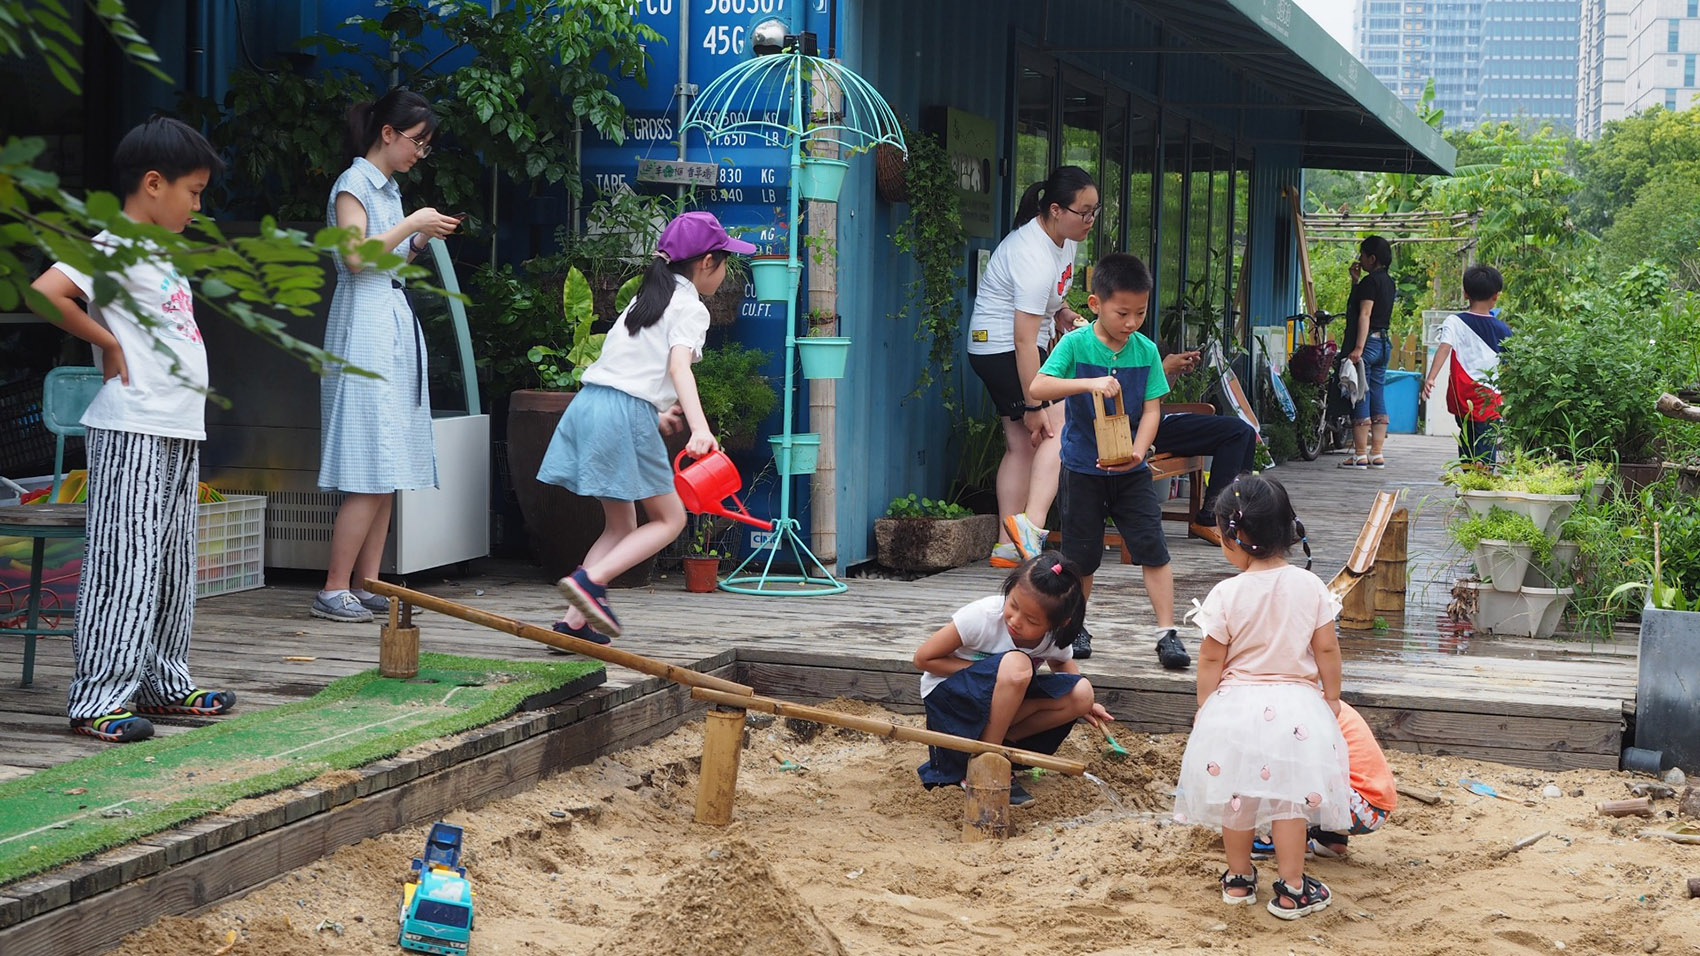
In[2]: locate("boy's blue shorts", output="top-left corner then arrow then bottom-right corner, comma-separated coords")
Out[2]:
1058,467 -> 1169,575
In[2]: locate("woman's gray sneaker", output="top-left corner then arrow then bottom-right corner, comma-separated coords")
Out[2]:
312,590 -> 375,623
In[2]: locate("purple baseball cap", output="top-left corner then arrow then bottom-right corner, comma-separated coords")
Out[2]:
656,211 -> 757,262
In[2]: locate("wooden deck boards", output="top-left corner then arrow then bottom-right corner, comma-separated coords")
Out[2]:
0,433 -> 1632,778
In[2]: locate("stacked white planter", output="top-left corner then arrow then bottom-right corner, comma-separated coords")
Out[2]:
1456,490 -> 1581,638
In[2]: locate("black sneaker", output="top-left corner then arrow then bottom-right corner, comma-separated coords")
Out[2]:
1155,628 -> 1191,669
1072,627 -> 1093,660
1008,777 -> 1035,807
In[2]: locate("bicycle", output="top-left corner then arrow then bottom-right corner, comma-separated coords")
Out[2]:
1283,311 -> 1355,461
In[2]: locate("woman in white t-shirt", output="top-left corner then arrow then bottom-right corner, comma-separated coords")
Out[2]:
967,165 -> 1098,569
539,212 -> 755,643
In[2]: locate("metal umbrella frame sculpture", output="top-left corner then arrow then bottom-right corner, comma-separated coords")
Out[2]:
681,46 -> 905,595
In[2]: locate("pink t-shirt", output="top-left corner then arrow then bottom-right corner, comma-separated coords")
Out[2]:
1190,564 -> 1341,688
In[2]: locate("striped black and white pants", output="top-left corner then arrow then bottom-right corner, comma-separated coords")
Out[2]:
66,428 -> 201,720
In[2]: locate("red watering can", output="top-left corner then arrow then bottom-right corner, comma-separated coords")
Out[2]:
674,450 -> 773,530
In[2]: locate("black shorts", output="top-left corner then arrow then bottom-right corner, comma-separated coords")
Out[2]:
969,349 -> 1055,421
1058,468 -> 1170,575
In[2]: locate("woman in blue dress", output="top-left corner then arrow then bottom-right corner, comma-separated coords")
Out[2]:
312,89 -> 462,622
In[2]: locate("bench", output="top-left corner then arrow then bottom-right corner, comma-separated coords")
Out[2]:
1047,402 -> 1212,564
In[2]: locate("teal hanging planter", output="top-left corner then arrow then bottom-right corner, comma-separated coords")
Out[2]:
796,158 -> 850,203
749,256 -> 794,303
797,337 -> 851,379
770,432 -> 822,475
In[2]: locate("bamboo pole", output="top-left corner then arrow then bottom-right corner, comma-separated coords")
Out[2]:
694,707 -> 745,826
689,687 -> 1088,775
962,753 -> 1011,842
363,579 -> 754,696
1598,797 -> 1654,817
1371,509 -> 1409,615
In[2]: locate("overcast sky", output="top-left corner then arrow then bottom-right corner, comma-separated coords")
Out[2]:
1294,0 -> 1354,50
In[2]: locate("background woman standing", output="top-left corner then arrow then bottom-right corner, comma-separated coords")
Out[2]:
966,165 -> 1097,568
1340,235 -> 1395,469
312,89 -> 461,622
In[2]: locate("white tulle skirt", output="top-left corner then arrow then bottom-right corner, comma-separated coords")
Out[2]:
1172,682 -> 1353,832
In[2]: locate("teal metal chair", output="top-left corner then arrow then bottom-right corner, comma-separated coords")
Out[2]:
0,366 -> 103,686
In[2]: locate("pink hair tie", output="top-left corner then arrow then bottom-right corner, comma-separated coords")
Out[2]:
1051,563 -> 1063,574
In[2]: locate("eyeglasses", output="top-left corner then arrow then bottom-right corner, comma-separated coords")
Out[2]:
396,129 -> 433,157
1065,204 -> 1102,222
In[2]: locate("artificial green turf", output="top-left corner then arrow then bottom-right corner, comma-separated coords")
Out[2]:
0,653 -> 602,886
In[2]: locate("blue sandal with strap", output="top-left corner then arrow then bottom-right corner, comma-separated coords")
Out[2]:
136,689 -> 236,716
70,709 -> 155,743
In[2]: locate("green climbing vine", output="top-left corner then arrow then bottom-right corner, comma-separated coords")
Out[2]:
891,124 -> 966,399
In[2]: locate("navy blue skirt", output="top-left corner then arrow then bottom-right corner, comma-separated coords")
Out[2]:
916,651 -> 1083,788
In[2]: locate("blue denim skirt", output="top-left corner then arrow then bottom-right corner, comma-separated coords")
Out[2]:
916,651 -> 1082,788
536,384 -> 673,501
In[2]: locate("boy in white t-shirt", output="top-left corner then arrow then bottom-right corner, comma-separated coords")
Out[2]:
30,117 -> 236,743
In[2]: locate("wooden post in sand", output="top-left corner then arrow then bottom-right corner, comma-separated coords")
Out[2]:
962,753 -> 1012,842
379,598 -> 419,679
695,707 -> 747,826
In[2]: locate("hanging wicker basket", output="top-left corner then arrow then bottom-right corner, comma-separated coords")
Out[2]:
875,142 -> 909,203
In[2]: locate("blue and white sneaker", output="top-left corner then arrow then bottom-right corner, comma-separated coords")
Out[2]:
1250,836 -> 1313,860
557,567 -> 621,639
312,589 -> 374,623
354,590 -> 389,613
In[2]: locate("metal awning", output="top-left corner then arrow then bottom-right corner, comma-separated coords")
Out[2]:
1129,0 -> 1455,175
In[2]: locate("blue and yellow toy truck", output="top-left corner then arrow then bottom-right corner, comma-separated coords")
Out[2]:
398,822 -> 474,954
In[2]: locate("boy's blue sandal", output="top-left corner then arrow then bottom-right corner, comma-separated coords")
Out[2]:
1220,867 -> 1258,905
551,619 -> 612,647
557,568 -> 622,638
1267,875 -> 1331,920
137,689 -> 236,716
71,709 -> 155,743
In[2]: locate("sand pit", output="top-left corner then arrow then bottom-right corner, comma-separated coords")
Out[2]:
112,702 -> 1700,955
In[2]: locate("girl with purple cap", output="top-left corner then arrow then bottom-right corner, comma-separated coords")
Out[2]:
540,211 -> 755,642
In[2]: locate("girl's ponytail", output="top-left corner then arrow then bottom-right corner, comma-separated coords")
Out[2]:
623,251 -> 727,334
345,88 -> 438,160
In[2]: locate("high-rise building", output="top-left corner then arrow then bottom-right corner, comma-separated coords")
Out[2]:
1577,0 -> 1700,138
1354,0 -> 1580,131
1578,0 -> 1633,139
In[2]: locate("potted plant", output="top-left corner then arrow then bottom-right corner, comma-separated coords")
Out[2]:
796,155 -> 850,203
748,207 -> 794,303
1612,523 -> 1700,771
1448,505 -> 1572,637
694,342 -> 777,451
682,515 -> 725,593
874,493 -> 999,572
797,308 -> 851,379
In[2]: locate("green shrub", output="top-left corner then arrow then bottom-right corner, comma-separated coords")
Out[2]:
694,343 -> 777,448
1449,506 -> 1554,566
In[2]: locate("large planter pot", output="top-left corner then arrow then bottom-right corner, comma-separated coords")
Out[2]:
769,432 -> 821,475
796,157 -> 850,203
1460,581 -> 1573,638
505,389 -> 664,587
875,514 -> 999,572
1475,539 -> 1534,593
1461,490 -> 1578,538
797,337 -> 851,379
749,256 -> 795,303
1636,605 -> 1700,773
682,555 -> 721,593
1619,461 -> 1665,496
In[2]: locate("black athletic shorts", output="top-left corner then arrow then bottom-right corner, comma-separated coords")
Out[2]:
1058,468 -> 1170,576
969,349 -> 1056,421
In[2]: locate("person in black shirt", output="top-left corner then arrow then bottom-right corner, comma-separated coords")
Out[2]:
1340,236 -> 1395,469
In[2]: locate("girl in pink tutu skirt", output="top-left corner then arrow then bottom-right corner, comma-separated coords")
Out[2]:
1172,474 -> 1350,920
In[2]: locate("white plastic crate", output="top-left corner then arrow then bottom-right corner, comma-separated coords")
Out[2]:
196,494 -> 266,598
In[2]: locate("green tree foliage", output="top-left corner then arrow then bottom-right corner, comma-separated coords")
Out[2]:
1572,106 -> 1700,234
891,125 -> 966,399
2,1 -> 394,384
1600,177 -> 1700,290
182,0 -> 659,231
